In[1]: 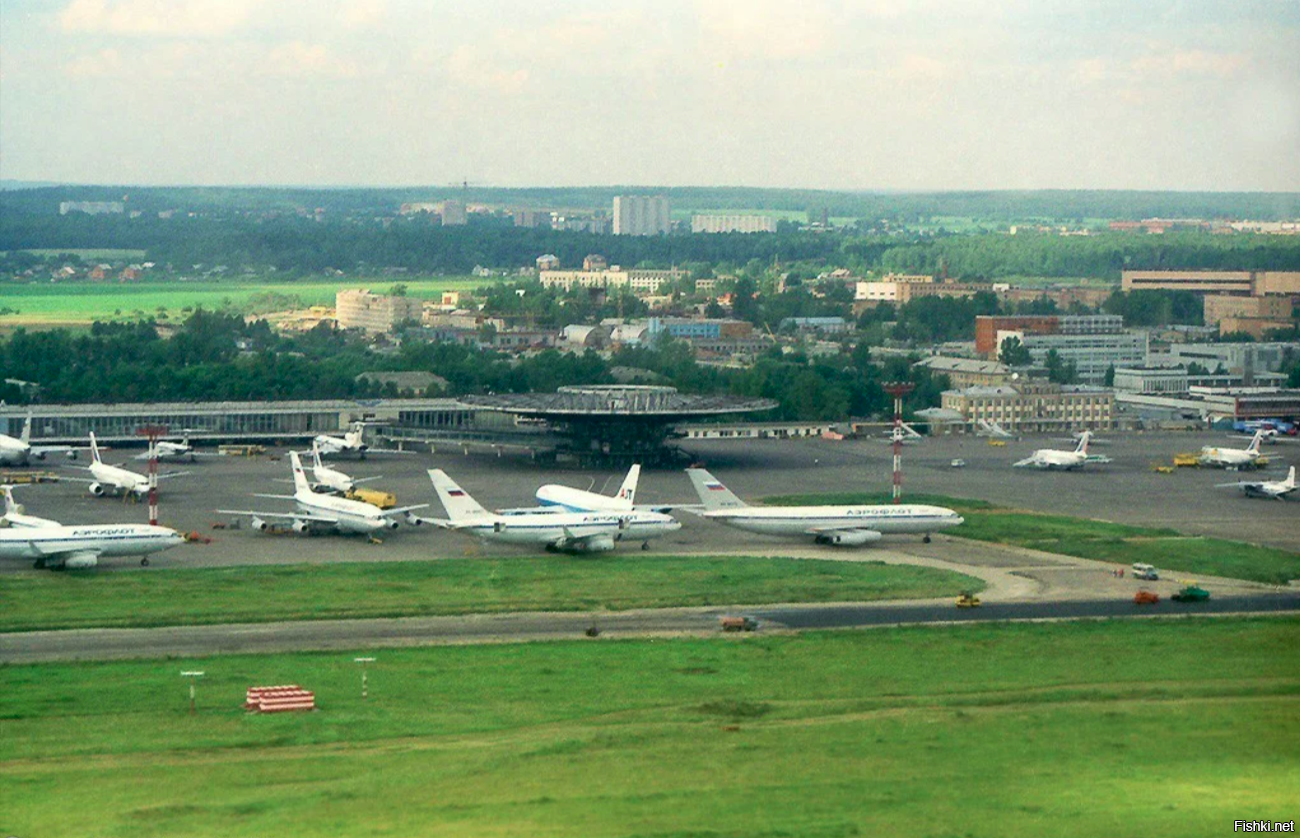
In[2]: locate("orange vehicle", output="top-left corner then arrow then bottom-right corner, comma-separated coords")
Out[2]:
1134,590 -> 1160,605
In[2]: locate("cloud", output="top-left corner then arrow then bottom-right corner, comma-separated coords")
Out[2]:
264,41 -> 360,78
695,0 -> 834,61
58,0 -> 259,38
446,45 -> 528,95
1131,48 -> 1247,79
338,0 -> 387,30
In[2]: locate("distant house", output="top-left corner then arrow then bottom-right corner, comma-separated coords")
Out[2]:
536,254 -> 561,271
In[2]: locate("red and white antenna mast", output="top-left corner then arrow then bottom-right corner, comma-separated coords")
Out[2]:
136,425 -> 168,525
881,382 -> 915,504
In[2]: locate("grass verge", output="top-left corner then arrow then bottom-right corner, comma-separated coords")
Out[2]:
1,617 -> 1297,837
0,555 -> 981,632
764,492 -> 1300,584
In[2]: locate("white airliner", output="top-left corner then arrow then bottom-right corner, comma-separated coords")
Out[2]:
975,420 -> 1015,439
313,422 -> 412,459
1012,432 -> 1110,470
1216,466 -> 1296,500
0,414 -> 76,466
526,464 -> 652,513
0,486 -> 184,569
684,468 -> 963,545
218,451 -> 426,536
424,469 -> 681,553
1200,430 -> 1272,470
63,433 -> 191,498
131,436 -> 221,462
305,442 -> 383,494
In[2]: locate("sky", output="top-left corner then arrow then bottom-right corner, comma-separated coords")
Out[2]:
1,0 -> 1298,191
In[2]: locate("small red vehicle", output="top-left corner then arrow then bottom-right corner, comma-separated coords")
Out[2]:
1133,590 -> 1160,605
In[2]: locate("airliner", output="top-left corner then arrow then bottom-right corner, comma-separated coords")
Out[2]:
306,442 -> 383,494
0,413 -> 76,466
1216,466 -> 1296,500
523,465 -> 665,513
684,468 -> 963,545
0,486 -> 184,569
63,433 -> 191,498
313,422 -> 412,459
1012,432 -> 1110,470
424,469 -> 681,552
218,451 -> 426,536
131,436 -> 222,462
975,420 -> 1015,439
1200,430 -> 1273,470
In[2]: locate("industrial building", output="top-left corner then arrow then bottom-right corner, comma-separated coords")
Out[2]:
1121,270 -> 1300,296
612,195 -> 670,236
941,381 -> 1115,432
539,267 -> 688,296
691,215 -> 777,234
335,289 -> 422,335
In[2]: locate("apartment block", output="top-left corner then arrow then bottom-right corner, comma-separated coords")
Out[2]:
336,289 -> 423,335
691,214 -> 777,234
612,195 -> 670,236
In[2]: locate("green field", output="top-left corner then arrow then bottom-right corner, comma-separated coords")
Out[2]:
0,555 -> 978,632
0,276 -> 502,325
3,618 -> 1297,836
764,492 -> 1300,585
5,248 -> 148,260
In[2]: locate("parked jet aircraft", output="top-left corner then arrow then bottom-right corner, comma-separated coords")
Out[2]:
0,486 -> 184,568
306,443 -> 383,494
975,420 -> 1016,439
131,436 -> 222,462
1012,432 -> 1110,470
218,451 -> 425,536
424,469 -> 680,552
525,465 -> 667,513
1216,466 -> 1297,500
684,468 -> 963,545
0,414 -> 76,466
312,422 -> 412,459
62,434 -> 190,498
1200,430 -> 1273,470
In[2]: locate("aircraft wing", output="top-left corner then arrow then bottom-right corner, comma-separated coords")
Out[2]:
215,509 -> 342,524
156,470 -> 193,480
410,515 -> 454,528
352,475 -> 385,484
358,447 -> 416,456
379,503 -> 429,518
1012,456 -> 1040,468
1214,480 -> 1262,489
28,542 -> 102,567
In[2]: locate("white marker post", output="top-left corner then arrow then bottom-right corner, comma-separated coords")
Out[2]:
354,657 -> 375,700
181,670 -> 205,715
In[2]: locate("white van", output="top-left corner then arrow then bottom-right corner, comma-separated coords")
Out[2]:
1132,563 -> 1159,581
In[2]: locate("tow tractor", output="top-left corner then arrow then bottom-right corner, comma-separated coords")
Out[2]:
1172,584 -> 1210,603
956,591 -> 981,608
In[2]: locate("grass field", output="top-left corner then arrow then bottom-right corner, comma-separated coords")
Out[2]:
0,276 -> 502,325
763,492 -> 1300,584
5,248 -> 148,260
2,617 -> 1297,836
0,555 -> 980,632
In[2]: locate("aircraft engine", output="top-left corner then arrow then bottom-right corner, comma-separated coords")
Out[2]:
814,529 -> 881,547
493,521 -> 508,533
405,512 -> 424,526
291,519 -> 310,533
88,482 -> 105,497
63,555 -> 99,569
385,518 -> 400,530
567,535 -> 617,554
251,516 -> 269,532
31,450 -> 46,461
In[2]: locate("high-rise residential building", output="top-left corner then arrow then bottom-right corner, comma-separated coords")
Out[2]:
335,289 -> 422,335
612,195 -> 670,236
439,200 -> 467,225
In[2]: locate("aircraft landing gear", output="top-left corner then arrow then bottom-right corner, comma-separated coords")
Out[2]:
922,535 -> 932,544
141,557 -> 150,566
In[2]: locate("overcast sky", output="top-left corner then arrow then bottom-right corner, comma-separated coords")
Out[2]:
2,0 -> 1298,191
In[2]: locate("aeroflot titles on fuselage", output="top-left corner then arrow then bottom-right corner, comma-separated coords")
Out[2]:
67,526 -> 150,536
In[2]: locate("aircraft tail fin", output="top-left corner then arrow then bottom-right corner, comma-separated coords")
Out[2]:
428,469 -> 490,522
311,441 -> 324,471
1075,431 -> 1090,455
20,413 -> 32,444
1248,430 -> 1265,454
89,432 -> 102,464
2,485 -> 18,515
615,464 -> 640,506
1286,466 -> 1297,488
685,468 -> 748,510
289,451 -> 312,494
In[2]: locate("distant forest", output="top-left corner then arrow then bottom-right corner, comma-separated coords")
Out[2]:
4,184 -> 1299,221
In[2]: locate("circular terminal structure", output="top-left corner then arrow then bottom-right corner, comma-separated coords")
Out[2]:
460,385 -> 776,465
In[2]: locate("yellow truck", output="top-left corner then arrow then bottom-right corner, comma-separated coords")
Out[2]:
346,487 -> 397,509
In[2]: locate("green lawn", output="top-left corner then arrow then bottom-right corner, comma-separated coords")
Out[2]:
0,555 -> 981,632
763,492 -> 1300,584
0,276 -> 503,324
2,618 -> 1296,837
